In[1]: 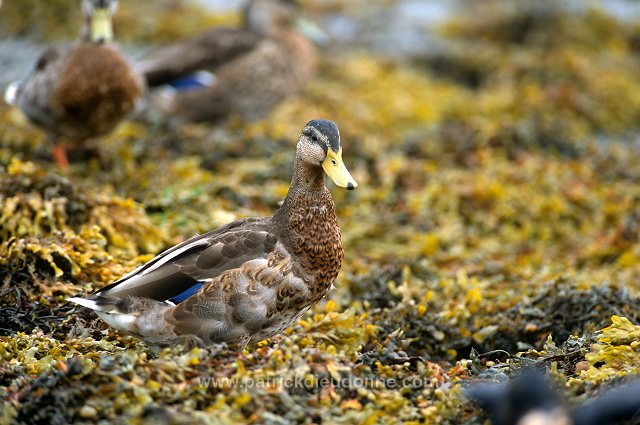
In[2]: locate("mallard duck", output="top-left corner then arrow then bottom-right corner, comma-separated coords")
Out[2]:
4,0 -> 144,167
69,119 -> 357,347
137,0 -> 325,123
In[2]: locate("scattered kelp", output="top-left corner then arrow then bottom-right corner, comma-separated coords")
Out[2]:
583,315 -> 640,383
419,3 -> 640,156
0,159 -> 166,254
2,1 -> 640,424
442,3 -> 627,49
0,159 -> 167,337
353,267 -> 640,364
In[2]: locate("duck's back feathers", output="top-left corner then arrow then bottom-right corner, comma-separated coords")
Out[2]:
87,217 -> 277,305
139,27 -> 260,87
68,216 -> 286,345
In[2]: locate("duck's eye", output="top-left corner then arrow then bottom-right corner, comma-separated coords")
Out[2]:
311,135 -> 318,142
331,159 -> 336,165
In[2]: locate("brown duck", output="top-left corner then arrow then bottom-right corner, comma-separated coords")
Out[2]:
4,0 -> 144,167
137,0 -> 324,123
69,119 -> 358,347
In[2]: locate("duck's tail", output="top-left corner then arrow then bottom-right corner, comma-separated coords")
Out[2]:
67,296 -> 118,312
4,81 -> 20,105
68,295 -> 176,343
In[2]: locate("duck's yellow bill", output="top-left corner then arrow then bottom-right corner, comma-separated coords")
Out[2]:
91,8 -> 114,43
322,148 -> 358,190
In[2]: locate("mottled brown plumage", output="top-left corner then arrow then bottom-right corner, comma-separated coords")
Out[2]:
141,27 -> 260,88
4,0 -> 143,166
47,43 -> 141,140
138,0 -> 322,123
68,119 -> 358,347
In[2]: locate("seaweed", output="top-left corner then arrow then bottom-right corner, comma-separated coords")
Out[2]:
2,1 -> 640,424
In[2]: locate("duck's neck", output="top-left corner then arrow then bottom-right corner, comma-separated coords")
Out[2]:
275,156 -> 328,224
290,155 -> 326,193
275,157 -> 343,283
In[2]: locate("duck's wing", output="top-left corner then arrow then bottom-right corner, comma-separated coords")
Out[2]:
138,27 -> 260,87
70,217 -> 278,311
156,38 -> 300,123
10,43 -> 74,130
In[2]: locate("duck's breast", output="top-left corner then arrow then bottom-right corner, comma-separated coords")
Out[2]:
52,42 -> 143,138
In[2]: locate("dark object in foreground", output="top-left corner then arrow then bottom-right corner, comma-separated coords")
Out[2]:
69,119 -> 357,348
467,369 -> 640,425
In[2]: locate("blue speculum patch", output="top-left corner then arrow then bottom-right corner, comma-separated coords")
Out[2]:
169,282 -> 204,303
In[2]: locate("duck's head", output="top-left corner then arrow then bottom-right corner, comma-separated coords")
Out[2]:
82,0 -> 118,43
297,119 -> 358,190
244,0 -> 328,44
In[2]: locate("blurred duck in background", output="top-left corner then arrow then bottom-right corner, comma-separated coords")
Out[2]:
4,0 -> 144,168
137,0 -> 327,124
